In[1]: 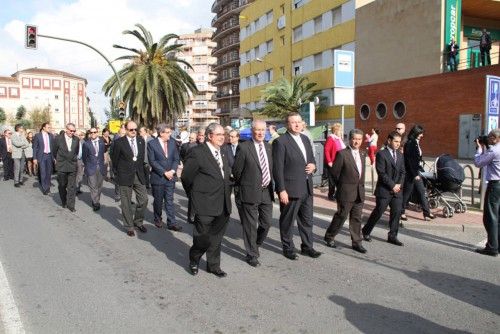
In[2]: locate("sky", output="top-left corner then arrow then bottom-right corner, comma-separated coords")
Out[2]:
0,0 -> 213,123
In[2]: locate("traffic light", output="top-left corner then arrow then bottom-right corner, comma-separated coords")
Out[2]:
118,101 -> 126,119
25,25 -> 37,49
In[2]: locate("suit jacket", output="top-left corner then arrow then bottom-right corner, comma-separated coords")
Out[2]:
223,142 -> 238,169
403,138 -> 424,179
11,133 -> 29,159
272,132 -> 316,198
82,138 -> 106,176
32,132 -> 54,161
53,134 -> 79,173
374,148 -> 405,198
111,135 -> 147,186
232,140 -> 274,203
331,147 -> 366,203
0,137 -> 9,160
148,138 -> 180,185
179,142 -> 197,162
181,143 -> 232,217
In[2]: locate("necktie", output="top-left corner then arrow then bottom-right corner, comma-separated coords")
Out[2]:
259,143 -> 270,187
392,150 -> 397,163
6,138 -> 11,152
94,140 -> 99,156
354,150 -> 362,178
214,150 -> 224,177
43,133 -> 49,153
163,141 -> 168,157
232,145 -> 236,156
130,139 -> 137,158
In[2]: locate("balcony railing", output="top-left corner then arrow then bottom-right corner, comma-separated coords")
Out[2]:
442,42 -> 498,73
212,0 -> 240,25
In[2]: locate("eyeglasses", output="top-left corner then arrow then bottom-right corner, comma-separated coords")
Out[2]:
396,128 -> 403,130
68,129 -> 76,133
90,131 -> 98,134
128,128 -> 137,132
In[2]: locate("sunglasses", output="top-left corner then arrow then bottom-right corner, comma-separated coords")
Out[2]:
90,131 -> 98,134
128,128 -> 137,132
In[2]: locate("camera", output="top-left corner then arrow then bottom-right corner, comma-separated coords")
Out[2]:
476,135 -> 490,149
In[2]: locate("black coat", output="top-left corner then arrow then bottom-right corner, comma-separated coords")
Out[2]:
403,138 -> 424,179
111,135 -> 147,186
53,134 -> 79,173
374,148 -> 405,198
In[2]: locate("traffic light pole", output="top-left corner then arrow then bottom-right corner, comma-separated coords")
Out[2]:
37,33 -> 126,117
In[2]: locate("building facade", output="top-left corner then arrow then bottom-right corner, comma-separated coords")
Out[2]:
0,68 -> 89,131
211,0 -> 255,126
239,0 -> 356,130
176,28 -> 219,131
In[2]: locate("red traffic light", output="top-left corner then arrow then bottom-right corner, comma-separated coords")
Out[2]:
25,25 -> 37,49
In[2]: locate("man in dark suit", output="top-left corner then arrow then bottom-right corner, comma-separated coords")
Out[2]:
362,131 -> 406,246
82,127 -> 106,211
233,120 -> 273,267
181,131 -> 203,224
272,112 -> 321,260
111,121 -> 148,237
52,123 -> 80,212
324,129 -> 368,253
223,130 -> 239,169
148,123 -> 182,231
179,132 -> 197,163
33,122 -> 54,195
182,123 -> 232,277
0,129 -> 14,181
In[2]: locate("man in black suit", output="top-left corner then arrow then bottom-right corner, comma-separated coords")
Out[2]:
33,122 -> 54,195
52,123 -> 80,212
233,120 -> 273,267
272,112 -> 321,260
182,123 -> 232,277
111,121 -> 148,237
224,130 -> 239,169
82,127 -> 106,211
0,129 -> 14,181
179,132 -> 197,163
362,131 -> 406,246
324,129 -> 367,253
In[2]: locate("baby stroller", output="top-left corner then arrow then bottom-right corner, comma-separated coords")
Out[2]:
420,154 -> 467,218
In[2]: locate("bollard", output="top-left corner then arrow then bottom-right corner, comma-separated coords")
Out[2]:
462,165 -> 476,206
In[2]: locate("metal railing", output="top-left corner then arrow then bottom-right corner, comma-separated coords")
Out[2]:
442,41 -> 498,72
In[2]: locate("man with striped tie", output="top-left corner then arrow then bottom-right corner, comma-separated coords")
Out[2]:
232,120 -> 274,267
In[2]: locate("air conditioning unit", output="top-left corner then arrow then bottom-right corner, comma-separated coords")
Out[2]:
277,15 -> 286,30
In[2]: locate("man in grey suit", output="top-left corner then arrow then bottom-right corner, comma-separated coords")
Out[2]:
82,127 -> 106,211
233,120 -> 273,267
11,124 -> 29,187
272,112 -> 321,260
52,123 -> 80,212
324,129 -> 367,253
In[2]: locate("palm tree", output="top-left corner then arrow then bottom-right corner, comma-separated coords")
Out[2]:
103,24 -> 198,128
259,75 -> 323,119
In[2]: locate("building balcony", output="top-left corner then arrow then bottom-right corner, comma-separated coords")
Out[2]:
212,40 -> 240,57
212,0 -> 240,25
212,19 -> 240,41
212,75 -> 240,86
212,57 -> 240,71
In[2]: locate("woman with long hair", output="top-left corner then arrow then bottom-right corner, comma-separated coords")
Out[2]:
25,131 -> 35,176
400,124 -> 435,221
323,123 -> 346,200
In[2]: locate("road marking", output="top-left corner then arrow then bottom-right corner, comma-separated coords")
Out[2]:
0,259 -> 25,334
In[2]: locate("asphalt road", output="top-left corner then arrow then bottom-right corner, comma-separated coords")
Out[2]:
0,176 -> 498,333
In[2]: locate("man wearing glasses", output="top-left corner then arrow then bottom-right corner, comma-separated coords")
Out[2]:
111,121 -> 148,237
52,123 -> 80,212
82,127 -> 106,211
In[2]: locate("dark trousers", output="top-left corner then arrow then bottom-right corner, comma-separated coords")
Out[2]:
402,176 -> 430,216
362,195 -> 403,239
325,198 -> 364,246
57,170 -> 77,209
119,174 -> 148,230
151,182 -> 177,227
189,213 -> 229,271
144,164 -> 151,189
186,192 -> 195,223
240,189 -> 273,259
39,153 -> 53,192
278,192 -> 314,253
2,154 -> 14,180
480,47 -> 491,66
483,182 -> 500,253
327,167 -> 336,198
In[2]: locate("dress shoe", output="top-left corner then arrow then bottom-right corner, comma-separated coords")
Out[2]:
189,263 -> 199,275
475,248 -> 498,257
14,183 -> 20,188
423,213 -> 436,221
92,204 -> 101,211
136,225 -> 147,233
301,248 -> 322,258
324,239 -> 337,248
363,234 -> 372,242
154,220 -> 164,228
127,230 -> 135,237
76,189 -> 82,195
387,238 -> 404,246
68,207 -> 76,212
400,214 -> 408,221
167,225 -> 183,232
207,268 -> 227,278
283,251 -> 298,260
43,190 -> 50,195
246,258 -> 261,267
352,244 -> 367,254
19,181 -> 24,185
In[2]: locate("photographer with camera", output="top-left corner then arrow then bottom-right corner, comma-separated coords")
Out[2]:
474,128 -> 500,257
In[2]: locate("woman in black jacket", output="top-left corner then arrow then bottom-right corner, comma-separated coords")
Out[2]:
400,125 -> 435,221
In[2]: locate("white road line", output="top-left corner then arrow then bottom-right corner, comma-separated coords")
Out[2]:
0,259 -> 25,334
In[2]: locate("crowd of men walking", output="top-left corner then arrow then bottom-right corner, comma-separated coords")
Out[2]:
1,113 -> 499,278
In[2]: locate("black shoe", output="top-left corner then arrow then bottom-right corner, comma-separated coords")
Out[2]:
475,248 -> 498,257
43,190 -> 50,195
19,181 -> 24,186
136,225 -> 147,233
352,244 -> 367,254
399,222 -> 405,228
324,238 -> 337,248
423,213 -> 436,221
92,204 -> 101,211
246,257 -> 261,267
300,248 -> 322,258
400,214 -> 408,221
363,234 -> 372,242
167,225 -> 183,232
68,207 -> 76,212
328,195 -> 336,201
387,238 -> 404,246
76,189 -> 82,195
189,263 -> 199,275
14,183 -> 20,188
283,251 -> 298,260
207,268 -> 227,278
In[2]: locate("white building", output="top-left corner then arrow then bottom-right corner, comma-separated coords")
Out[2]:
0,68 -> 89,131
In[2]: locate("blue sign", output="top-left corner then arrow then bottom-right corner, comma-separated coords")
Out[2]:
334,50 -> 355,88
486,76 -> 500,132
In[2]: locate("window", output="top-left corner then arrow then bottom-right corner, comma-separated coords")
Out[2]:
293,25 -> 302,42
280,35 -> 285,46
314,15 -> 323,34
254,46 -> 260,59
55,95 -> 59,99
313,53 -> 322,70
294,0 -> 304,9
254,74 -> 259,86
266,10 -> 273,24
376,102 -> 387,119
280,66 -> 285,77
266,40 -> 273,53
293,60 -> 302,75
332,7 -> 342,26
265,69 -> 273,83
360,104 -> 370,120
393,101 -> 406,119
280,4 -> 285,14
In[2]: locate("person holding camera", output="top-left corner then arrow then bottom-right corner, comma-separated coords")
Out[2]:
474,128 -> 500,257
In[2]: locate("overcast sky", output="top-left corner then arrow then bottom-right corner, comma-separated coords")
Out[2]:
0,0 -> 213,123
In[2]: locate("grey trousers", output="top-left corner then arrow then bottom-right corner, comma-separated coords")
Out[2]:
119,174 -> 148,230
76,159 -> 85,190
87,172 -> 104,205
13,154 -> 26,183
